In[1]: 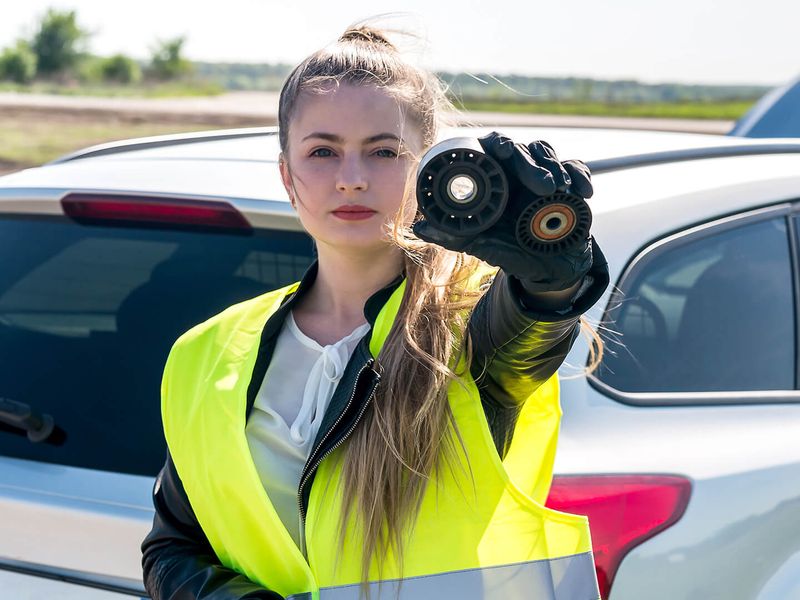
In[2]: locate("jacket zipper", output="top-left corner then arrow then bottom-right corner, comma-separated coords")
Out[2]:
296,359 -> 379,552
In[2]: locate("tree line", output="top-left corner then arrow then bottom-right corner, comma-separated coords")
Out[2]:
0,9 -> 191,85
438,72 -> 769,104
0,8 -> 774,104
193,62 -> 770,104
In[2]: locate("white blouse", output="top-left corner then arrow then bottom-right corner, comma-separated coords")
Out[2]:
245,311 -> 370,549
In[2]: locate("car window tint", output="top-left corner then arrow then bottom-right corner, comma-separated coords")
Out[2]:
597,217 -> 795,393
0,216 -> 314,476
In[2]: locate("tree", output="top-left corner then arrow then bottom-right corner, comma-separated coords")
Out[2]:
31,9 -> 89,76
149,37 -> 192,80
0,41 -> 37,84
100,54 -> 142,84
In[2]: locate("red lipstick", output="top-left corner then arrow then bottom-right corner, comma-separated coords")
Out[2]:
332,204 -> 377,221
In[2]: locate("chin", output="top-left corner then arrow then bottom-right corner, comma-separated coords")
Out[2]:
312,221 -> 387,245
324,232 -> 395,254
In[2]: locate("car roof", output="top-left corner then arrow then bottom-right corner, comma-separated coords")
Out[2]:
2,126 -> 800,267
43,125 -> 731,164
2,125 -> 799,206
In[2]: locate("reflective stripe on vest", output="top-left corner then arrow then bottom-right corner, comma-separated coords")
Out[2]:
284,552 -> 596,600
163,273 -> 599,600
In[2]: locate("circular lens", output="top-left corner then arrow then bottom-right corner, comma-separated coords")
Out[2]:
447,175 -> 477,204
542,213 -> 568,234
531,204 -> 576,241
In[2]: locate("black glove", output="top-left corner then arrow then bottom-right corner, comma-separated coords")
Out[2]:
413,131 -> 598,293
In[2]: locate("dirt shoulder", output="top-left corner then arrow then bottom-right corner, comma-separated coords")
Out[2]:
0,91 -> 279,127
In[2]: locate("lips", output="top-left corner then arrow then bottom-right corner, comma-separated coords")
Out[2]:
332,205 -> 377,221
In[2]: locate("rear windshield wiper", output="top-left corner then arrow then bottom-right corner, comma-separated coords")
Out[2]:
0,397 -> 65,445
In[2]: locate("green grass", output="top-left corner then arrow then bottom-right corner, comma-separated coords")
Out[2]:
457,100 -> 755,120
0,80 -> 225,98
0,115 -> 231,170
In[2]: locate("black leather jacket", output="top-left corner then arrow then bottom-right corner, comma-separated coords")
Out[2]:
141,261 -> 609,600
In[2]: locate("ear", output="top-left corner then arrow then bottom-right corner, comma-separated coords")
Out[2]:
278,153 -> 296,207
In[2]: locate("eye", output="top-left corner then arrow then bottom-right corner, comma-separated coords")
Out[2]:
374,147 -> 398,158
310,147 -> 335,158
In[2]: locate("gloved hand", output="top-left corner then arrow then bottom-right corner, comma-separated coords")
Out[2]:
413,131 -> 600,294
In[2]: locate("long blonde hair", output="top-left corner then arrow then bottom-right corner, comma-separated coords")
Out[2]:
278,23 -> 603,586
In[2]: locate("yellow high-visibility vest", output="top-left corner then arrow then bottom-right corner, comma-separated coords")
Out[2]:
162,277 -> 598,600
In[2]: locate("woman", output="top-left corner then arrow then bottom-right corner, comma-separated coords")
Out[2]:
142,26 -> 609,600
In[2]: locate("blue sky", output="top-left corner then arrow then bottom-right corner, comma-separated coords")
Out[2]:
1,0 -> 797,86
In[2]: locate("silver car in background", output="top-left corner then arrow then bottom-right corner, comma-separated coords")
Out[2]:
1,126 -> 799,599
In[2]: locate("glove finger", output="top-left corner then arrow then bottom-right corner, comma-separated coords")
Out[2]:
562,160 -> 594,199
479,133 -> 560,197
477,131 -> 515,162
412,220 -> 470,252
528,141 -> 570,193
509,143 -> 557,197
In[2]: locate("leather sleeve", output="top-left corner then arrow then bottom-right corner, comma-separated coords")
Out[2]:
141,452 -> 282,600
468,259 -> 609,456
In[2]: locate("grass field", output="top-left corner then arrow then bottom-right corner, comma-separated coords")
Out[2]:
458,99 -> 755,120
0,110 -> 252,174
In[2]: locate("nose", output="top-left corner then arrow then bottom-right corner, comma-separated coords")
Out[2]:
336,155 -> 368,193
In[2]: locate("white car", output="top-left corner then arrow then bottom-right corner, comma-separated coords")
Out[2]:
1,126 -> 799,599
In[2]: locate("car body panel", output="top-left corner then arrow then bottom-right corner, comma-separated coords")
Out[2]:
0,457 -> 151,594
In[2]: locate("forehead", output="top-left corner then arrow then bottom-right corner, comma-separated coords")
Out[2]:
289,83 -> 419,142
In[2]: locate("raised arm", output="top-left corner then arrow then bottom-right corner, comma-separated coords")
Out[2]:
413,132 -> 609,454
467,245 -> 609,405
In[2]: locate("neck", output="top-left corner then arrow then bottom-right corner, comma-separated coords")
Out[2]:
301,244 -> 404,329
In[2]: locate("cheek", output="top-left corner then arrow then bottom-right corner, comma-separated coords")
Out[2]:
290,161 -> 333,191
375,161 -> 412,201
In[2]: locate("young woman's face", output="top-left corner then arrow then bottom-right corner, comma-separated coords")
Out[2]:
280,83 -> 423,254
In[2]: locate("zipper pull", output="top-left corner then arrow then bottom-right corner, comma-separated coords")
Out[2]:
299,512 -> 307,559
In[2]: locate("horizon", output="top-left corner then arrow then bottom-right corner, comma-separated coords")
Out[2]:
187,60 -> 774,90
1,0 -> 797,88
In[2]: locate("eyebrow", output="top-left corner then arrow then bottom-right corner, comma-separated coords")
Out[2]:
301,132 -> 401,144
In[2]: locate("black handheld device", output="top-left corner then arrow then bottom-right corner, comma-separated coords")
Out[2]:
416,137 -> 591,254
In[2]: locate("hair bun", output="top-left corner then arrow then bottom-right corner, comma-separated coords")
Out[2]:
339,26 -> 397,50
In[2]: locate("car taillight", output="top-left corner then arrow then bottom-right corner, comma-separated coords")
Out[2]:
546,474 -> 691,599
62,193 -> 251,231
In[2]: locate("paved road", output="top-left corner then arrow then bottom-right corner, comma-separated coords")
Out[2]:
0,91 -> 734,134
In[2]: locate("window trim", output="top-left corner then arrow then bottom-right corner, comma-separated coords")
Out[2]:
588,202 -> 800,407
0,557 -> 145,597
788,211 -> 800,390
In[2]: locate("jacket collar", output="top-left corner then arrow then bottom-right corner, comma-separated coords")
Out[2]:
245,260 -> 404,417
264,259 -> 404,335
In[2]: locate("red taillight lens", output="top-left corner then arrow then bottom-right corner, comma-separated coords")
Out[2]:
546,475 -> 691,599
62,193 -> 251,231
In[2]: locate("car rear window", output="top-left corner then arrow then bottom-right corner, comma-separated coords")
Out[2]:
0,215 -> 314,476
597,216 -> 795,394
